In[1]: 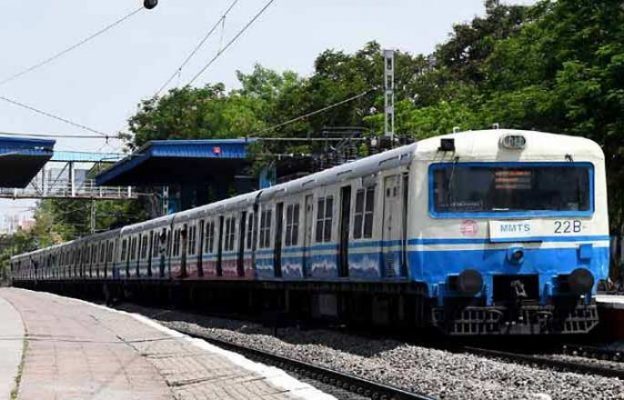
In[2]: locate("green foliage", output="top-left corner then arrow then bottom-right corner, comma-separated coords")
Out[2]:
37,199 -> 148,240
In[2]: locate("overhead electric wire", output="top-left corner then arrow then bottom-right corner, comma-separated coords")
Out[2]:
0,131 -> 120,140
0,6 -> 144,87
187,0 -> 276,86
0,95 -> 111,138
255,88 -> 377,135
156,0 -> 240,95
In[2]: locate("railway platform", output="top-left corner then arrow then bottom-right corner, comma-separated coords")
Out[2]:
0,288 -> 334,400
596,294 -> 624,340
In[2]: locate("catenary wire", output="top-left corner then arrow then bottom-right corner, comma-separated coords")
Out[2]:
0,95 -> 111,138
0,131 -> 120,140
187,0 -> 276,86
156,0 -> 240,95
254,88 -> 376,135
0,7 -> 144,87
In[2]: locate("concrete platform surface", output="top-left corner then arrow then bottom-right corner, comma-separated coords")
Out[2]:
0,288 -> 334,400
0,295 -> 24,400
596,294 -> 624,310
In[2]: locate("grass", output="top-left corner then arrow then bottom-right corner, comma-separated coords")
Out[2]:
10,336 -> 27,400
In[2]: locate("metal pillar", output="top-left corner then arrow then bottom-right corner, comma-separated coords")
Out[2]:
383,49 -> 395,143
69,161 -> 75,197
162,186 -> 170,216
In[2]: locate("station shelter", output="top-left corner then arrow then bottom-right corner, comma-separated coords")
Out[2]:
95,139 -> 259,214
0,136 -> 55,188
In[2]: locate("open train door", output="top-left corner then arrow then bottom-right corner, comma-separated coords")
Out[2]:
381,175 -> 405,278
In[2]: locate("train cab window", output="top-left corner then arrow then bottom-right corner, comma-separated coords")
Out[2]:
315,196 -> 333,243
285,204 -> 300,246
431,163 -> 592,214
259,209 -> 272,248
204,221 -> 215,254
354,186 -> 376,239
140,235 -> 149,259
246,213 -> 254,250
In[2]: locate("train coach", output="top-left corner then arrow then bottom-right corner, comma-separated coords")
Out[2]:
11,129 -> 609,335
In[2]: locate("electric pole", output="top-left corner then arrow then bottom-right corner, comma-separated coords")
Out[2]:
383,49 -> 395,144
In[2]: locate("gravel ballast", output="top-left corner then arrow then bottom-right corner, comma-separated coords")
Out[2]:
117,304 -> 624,400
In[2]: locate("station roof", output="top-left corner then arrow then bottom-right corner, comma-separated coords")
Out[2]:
0,136 -> 55,187
95,138 -> 256,186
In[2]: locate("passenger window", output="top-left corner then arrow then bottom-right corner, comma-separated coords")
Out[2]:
246,213 -> 254,250
223,217 -> 236,251
205,221 -> 215,254
173,229 -> 181,256
121,240 -> 128,261
108,242 -> 114,262
152,232 -> 159,257
315,197 -> 333,243
354,186 -> 376,239
188,226 -> 196,255
285,204 -> 300,246
131,237 -> 138,261
259,209 -> 272,248
141,235 -> 148,259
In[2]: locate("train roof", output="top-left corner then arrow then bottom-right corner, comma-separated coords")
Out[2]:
414,129 -> 604,161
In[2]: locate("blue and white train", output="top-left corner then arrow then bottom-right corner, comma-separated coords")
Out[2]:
11,129 -> 609,335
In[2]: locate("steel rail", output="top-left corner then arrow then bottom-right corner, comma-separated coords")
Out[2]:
464,346 -> 624,379
175,326 -> 437,400
562,343 -> 624,363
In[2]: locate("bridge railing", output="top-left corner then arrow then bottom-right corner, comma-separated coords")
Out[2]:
0,179 -> 137,200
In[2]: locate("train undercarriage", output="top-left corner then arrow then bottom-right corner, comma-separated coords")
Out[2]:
12,278 -> 600,336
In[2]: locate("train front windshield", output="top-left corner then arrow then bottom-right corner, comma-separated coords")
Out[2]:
432,163 -> 592,214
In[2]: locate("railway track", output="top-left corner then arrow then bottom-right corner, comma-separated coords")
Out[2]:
561,343 -> 624,363
173,326 -> 437,400
464,346 -> 624,379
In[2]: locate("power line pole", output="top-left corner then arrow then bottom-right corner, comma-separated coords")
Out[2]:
90,200 -> 96,234
383,49 -> 395,144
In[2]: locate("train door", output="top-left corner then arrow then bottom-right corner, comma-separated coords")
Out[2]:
197,220 -> 205,277
274,202 -> 284,278
338,186 -> 351,278
400,173 -> 409,277
382,175 -> 404,278
302,194 -> 313,277
216,216 -> 224,277
237,211 -> 247,277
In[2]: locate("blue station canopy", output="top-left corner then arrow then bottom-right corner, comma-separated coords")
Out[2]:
95,138 -> 256,186
0,136 -> 55,188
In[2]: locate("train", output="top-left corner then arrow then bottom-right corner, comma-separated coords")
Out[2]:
11,129 -> 609,335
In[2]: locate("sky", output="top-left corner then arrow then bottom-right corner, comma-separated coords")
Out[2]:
0,0 -> 535,221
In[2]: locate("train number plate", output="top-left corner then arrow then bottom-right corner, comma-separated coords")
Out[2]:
489,220 -> 537,242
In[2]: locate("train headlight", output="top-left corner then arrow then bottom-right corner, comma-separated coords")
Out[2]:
458,269 -> 483,296
568,268 -> 594,294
